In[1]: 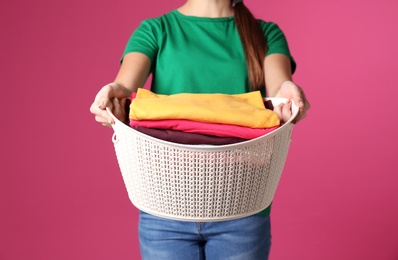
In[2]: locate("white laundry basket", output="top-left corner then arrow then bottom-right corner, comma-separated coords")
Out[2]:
107,98 -> 298,222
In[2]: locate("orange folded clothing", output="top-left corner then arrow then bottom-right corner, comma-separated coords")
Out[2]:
129,89 -> 280,129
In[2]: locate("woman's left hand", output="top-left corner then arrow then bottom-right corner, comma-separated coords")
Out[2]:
275,80 -> 310,123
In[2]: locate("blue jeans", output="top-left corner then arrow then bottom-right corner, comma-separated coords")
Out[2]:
138,211 -> 271,260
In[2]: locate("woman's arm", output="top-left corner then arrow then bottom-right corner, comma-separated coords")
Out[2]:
263,53 -> 310,123
264,53 -> 292,96
114,52 -> 152,96
90,52 -> 151,126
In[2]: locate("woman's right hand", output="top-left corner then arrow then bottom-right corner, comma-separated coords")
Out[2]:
90,53 -> 152,127
89,83 -> 129,128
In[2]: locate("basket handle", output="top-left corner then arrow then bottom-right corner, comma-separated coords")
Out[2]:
106,107 -> 116,126
112,132 -> 119,144
106,107 -> 126,143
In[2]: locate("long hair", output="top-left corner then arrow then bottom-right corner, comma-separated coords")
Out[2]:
233,1 -> 267,91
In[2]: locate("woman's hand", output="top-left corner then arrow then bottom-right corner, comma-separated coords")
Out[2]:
89,83 -> 129,128
273,101 -> 292,124
275,81 -> 310,123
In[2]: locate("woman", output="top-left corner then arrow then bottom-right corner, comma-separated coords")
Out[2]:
90,0 -> 310,259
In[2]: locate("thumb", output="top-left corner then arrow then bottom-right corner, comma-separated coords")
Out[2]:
291,87 -> 304,109
98,100 -> 106,110
98,98 -> 113,110
292,97 -> 304,109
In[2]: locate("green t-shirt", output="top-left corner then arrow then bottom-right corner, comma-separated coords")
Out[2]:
122,10 -> 296,215
122,10 -> 295,96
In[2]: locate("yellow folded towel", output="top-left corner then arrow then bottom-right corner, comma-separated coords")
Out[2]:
129,89 -> 280,128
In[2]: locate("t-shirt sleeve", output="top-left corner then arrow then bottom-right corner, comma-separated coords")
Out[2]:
260,21 -> 296,74
121,19 -> 160,63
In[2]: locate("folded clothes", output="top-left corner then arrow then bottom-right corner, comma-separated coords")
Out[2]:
129,89 -> 280,128
133,126 -> 247,145
130,119 -> 279,139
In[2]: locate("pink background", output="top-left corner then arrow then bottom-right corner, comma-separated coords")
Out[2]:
1,0 -> 398,259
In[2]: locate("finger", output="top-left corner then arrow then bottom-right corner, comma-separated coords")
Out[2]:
273,104 -> 283,123
294,91 -> 310,124
120,98 -> 127,109
90,98 -> 114,125
287,85 -> 305,110
95,115 -> 111,126
282,101 -> 292,123
112,98 -> 122,112
292,94 -> 304,110
101,122 -> 112,128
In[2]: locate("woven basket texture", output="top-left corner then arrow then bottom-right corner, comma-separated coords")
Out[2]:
108,98 -> 298,222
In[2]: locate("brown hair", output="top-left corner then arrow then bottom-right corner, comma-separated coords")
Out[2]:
233,2 -> 267,91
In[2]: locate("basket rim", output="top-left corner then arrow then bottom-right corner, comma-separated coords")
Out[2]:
107,97 -> 298,151
135,205 -> 271,222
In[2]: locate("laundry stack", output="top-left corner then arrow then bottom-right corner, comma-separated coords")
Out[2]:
128,89 -> 280,145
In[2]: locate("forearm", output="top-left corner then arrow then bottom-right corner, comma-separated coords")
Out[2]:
113,52 -> 152,98
263,54 -> 293,97
263,54 -> 310,123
